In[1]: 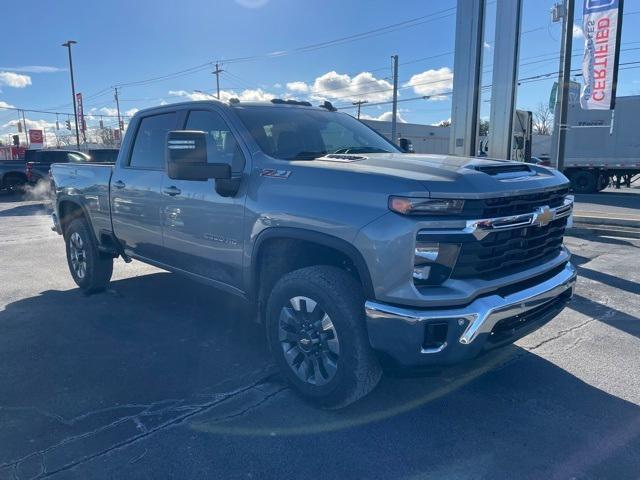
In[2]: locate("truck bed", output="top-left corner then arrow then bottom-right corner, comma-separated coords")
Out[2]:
49,162 -> 114,240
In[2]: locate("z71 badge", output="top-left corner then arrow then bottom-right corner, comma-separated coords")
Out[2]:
260,168 -> 291,179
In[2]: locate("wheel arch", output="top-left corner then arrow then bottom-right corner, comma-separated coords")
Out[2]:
250,227 -> 374,305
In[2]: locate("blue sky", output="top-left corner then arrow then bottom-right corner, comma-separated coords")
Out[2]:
1,0 -> 639,145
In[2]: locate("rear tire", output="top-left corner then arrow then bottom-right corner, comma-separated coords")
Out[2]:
2,174 -> 27,195
569,170 -> 598,193
65,218 -> 113,293
266,266 -> 382,409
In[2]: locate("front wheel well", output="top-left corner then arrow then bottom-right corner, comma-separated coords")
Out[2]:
254,237 -> 368,314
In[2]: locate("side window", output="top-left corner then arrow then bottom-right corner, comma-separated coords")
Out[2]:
186,110 -> 246,172
129,112 -> 177,169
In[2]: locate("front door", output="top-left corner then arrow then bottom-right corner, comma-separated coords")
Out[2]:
160,108 -> 247,290
111,111 -> 178,261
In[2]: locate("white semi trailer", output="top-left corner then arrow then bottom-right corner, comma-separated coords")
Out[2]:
559,95 -> 640,193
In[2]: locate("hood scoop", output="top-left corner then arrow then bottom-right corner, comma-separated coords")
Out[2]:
468,162 -> 537,181
320,154 -> 367,163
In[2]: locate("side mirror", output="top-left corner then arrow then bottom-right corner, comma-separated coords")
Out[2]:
166,130 -> 231,181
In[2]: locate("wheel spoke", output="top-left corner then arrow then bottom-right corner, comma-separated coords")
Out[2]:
326,337 -> 340,355
319,352 -> 338,380
280,307 -> 299,326
278,326 -> 300,343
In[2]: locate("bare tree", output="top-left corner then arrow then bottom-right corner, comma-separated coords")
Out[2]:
534,102 -> 554,135
97,128 -> 117,146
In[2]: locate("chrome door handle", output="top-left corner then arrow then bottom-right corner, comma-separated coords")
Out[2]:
163,186 -> 181,196
113,180 -> 125,189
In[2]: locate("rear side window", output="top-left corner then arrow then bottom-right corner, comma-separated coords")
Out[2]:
129,112 -> 177,169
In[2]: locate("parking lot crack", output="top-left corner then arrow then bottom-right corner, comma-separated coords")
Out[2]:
2,374 -> 279,479
526,318 -> 596,351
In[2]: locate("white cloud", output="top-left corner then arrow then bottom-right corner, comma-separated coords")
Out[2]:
99,107 -> 118,116
235,0 -> 269,7
1,118 -> 56,131
286,81 -> 310,93
0,71 -> 32,88
305,71 -> 394,103
0,66 -> 64,73
361,111 -> 407,123
404,67 -> 453,99
273,83 -> 282,89
125,108 -> 139,117
169,88 -> 277,103
0,100 -> 15,109
573,24 -> 584,38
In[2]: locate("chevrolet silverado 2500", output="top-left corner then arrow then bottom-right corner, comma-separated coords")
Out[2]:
50,99 -> 576,408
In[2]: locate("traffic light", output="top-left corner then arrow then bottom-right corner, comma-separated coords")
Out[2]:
99,119 -> 104,129
12,135 -> 19,146
119,120 -> 124,131
17,121 -> 22,133
65,120 -> 71,130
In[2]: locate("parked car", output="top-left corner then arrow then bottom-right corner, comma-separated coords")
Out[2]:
88,148 -> 119,164
0,159 -> 28,192
50,99 -> 576,408
25,149 -> 103,185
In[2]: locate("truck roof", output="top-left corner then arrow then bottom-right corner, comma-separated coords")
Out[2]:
132,98 -> 335,118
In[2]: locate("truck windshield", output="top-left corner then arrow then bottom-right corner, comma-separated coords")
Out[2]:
234,106 -> 400,160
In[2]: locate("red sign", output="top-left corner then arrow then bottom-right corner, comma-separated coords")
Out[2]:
28,129 -> 44,148
76,93 -> 85,132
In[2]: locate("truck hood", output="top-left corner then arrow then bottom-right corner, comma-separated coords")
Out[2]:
312,152 -> 569,199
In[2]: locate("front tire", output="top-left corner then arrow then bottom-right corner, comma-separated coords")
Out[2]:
65,218 -> 113,293
266,266 -> 382,408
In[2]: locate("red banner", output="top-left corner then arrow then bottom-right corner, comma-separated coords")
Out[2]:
76,93 -> 85,132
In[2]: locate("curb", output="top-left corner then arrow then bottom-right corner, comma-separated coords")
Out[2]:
572,214 -> 640,230
568,224 -> 640,240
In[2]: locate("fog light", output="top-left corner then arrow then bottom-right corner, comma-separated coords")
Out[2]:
413,265 -> 432,281
413,241 -> 460,286
415,244 -> 439,262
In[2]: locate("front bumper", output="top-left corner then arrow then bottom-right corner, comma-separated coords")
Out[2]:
365,262 -> 576,366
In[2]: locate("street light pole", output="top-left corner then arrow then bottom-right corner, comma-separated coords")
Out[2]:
62,40 -> 81,150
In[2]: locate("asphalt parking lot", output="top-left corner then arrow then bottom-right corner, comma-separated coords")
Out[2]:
1,192 -> 639,480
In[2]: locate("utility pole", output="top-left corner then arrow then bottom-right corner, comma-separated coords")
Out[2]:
114,87 -> 123,132
391,54 -> 399,145
21,110 -> 28,146
213,62 -> 223,99
352,100 -> 368,119
62,40 -> 81,150
552,0 -> 575,172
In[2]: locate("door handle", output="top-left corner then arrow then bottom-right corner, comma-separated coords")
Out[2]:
163,186 -> 182,196
113,180 -> 126,189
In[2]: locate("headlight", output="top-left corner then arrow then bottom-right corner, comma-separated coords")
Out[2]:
389,196 -> 465,216
413,241 -> 460,286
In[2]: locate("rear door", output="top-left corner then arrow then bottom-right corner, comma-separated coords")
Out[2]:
160,107 -> 248,289
111,111 -> 177,261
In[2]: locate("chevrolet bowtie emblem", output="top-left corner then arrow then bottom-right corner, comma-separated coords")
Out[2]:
533,206 -> 554,227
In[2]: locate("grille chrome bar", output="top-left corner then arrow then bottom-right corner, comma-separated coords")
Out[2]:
418,196 -> 573,241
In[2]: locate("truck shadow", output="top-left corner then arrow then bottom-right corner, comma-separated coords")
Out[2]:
1,272 -> 639,478
0,202 -> 50,217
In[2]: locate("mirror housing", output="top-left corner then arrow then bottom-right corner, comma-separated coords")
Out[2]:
166,130 -> 231,181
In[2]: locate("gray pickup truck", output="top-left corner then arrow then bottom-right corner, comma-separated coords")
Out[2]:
50,99 -> 576,407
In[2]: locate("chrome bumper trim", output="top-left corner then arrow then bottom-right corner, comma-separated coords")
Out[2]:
365,262 -> 576,346
417,196 -> 574,240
